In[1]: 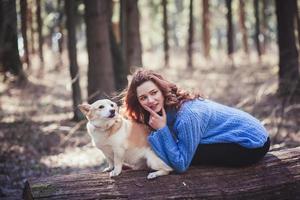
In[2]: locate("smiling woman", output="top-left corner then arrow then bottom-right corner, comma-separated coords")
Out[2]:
122,69 -> 270,173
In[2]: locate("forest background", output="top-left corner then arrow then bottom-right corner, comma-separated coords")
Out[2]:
0,0 -> 300,199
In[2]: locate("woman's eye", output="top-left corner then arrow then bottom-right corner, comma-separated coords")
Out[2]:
139,96 -> 146,101
151,91 -> 157,95
99,105 -> 104,109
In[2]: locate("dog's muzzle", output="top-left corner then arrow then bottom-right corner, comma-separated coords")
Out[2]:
108,109 -> 116,118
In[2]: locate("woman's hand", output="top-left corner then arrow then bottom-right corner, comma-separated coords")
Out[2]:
144,106 -> 167,130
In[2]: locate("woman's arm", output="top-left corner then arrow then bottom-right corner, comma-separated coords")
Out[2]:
148,111 -> 205,172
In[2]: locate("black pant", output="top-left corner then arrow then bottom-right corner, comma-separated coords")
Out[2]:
191,137 -> 270,167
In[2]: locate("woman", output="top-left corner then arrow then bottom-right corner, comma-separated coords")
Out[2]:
123,69 -> 270,173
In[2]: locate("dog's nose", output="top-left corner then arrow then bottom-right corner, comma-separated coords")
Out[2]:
110,109 -> 115,115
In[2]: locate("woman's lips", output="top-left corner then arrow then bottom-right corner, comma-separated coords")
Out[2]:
149,104 -> 159,111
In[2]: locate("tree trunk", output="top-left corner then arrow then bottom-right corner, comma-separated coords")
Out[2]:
28,0 -> 35,55
36,0 -> 44,64
239,0 -> 249,55
57,0 -> 64,55
187,0 -> 194,69
23,147 -> 300,199
226,0 -> 234,60
276,0 -> 300,96
202,0 -> 210,59
20,0 -> 30,69
108,1 -> 127,92
162,0 -> 169,67
125,0 -> 143,70
65,0 -> 83,121
0,0 -> 26,81
262,0 -> 271,54
84,0 -> 116,103
254,0 -> 262,58
295,0 -> 300,49
120,0 -> 128,74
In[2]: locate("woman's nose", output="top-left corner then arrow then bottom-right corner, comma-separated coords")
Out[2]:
147,96 -> 155,103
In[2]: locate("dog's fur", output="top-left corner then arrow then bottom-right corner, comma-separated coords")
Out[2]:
79,99 -> 172,179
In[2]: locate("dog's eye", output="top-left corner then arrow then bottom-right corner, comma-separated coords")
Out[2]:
99,105 -> 104,109
110,104 -> 114,107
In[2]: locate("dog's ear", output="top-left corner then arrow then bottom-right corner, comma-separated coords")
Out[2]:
78,103 -> 91,115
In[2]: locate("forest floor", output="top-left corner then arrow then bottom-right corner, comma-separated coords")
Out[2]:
0,50 -> 300,199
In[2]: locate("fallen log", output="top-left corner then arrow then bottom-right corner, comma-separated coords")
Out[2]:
23,147 -> 300,200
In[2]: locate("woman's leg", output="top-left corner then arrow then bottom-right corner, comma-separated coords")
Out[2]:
191,138 -> 270,167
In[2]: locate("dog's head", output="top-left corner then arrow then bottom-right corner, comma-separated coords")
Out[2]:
78,99 -> 119,124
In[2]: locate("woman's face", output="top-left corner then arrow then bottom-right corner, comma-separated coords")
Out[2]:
136,81 -> 165,113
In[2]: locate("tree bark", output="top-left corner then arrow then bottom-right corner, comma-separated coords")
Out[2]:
254,0 -> 262,58
239,0 -> 249,55
226,0 -> 234,59
108,1 -> 127,91
58,0 -> 64,54
187,0 -> 194,69
295,0 -> 300,49
28,0 -> 35,55
262,0 -> 271,54
65,0 -> 83,121
125,0 -> 143,70
120,0 -> 128,74
20,0 -> 30,69
84,0 -> 116,103
202,0 -> 210,59
23,147 -> 300,200
162,0 -> 169,67
0,0 -> 26,81
276,0 -> 300,96
36,0 -> 44,64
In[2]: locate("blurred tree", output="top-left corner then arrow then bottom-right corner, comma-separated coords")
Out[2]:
20,0 -> 30,69
65,0 -> 83,121
36,0 -> 44,64
123,0 -> 142,70
109,1 -> 127,91
84,0 -> 115,103
262,0 -> 271,53
0,0 -> 26,82
28,0 -> 35,54
171,0 -> 184,48
187,0 -> 194,69
57,0 -> 64,55
226,0 -> 234,63
239,0 -> 249,55
162,0 -> 169,68
276,0 -> 300,96
120,0 -> 127,73
296,0 -> 300,49
202,0 -> 210,59
254,0 -> 262,59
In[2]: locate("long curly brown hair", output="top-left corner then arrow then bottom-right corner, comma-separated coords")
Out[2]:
122,69 -> 203,124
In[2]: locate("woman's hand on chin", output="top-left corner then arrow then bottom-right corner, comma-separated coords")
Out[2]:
144,106 -> 167,130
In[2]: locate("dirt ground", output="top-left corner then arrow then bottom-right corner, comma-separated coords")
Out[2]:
0,50 -> 299,199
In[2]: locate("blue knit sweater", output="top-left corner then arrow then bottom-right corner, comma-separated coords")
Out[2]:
148,98 -> 269,172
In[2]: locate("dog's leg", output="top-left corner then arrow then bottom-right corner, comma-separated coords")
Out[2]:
109,151 -> 124,177
103,157 -> 114,172
147,170 -> 170,179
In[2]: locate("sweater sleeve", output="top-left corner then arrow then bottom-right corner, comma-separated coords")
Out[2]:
148,110 -> 206,172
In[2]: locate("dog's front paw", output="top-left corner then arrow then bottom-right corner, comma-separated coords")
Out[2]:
147,172 -> 158,179
109,169 -> 121,177
103,166 -> 114,173
147,170 -> 169,180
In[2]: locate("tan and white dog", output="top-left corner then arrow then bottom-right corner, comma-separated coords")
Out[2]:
78,99 -> 172,179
